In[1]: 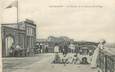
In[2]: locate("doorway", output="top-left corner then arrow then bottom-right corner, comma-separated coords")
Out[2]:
5,36 -> 14,56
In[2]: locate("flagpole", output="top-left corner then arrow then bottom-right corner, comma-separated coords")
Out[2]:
5,0 -> 20,49
17,0 -> 20,45
17,0 -> 19,24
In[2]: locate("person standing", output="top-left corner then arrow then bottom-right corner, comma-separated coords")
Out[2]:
54,43 -> 60,54
75,45 -> 79,54
62,45 -> 68,56
10,43 -> 15,56
54,43 -> 60,63
69,43 -> 75,53
45,44 -> 48,53
90,39 -> 106,68
26,47 -> 30,56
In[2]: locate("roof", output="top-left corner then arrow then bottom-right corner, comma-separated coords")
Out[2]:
1,24 -> 18,29
24,19 -> 36,26
36,39 -> 47,42
2,19 -> 36,27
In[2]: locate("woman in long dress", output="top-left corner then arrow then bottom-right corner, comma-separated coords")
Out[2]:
53,43 -> 60,63
69,43 -> 75,53
91,39 -> 106,68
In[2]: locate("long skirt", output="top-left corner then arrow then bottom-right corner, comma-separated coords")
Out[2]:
90,48 -> 99,68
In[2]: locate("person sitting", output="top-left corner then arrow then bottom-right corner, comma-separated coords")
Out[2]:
80,57 -> 89,64
62,54 -> 68,66
53,53 -> 61,64
72,54 -> 78,64
67,56 -> 73,64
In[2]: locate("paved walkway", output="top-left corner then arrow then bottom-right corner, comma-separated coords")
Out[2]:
3,53 -> 97,72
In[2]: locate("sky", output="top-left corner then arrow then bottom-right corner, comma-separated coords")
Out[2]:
1,0 -> 115,43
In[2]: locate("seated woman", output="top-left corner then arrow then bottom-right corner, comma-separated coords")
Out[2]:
80,57 -> 89,64
67,56 -> 73,64
72,54 -> 79,64
53,53 -> 61,64
62,54 -> 68,66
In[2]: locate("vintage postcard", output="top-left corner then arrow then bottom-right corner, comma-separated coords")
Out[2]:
0,0 -> 115,72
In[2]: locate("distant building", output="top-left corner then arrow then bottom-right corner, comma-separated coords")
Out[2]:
1,19 -> 36,57
36,39 -> 48,49
47,36 -> 73,53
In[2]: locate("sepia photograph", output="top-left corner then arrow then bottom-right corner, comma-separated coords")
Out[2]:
0,0 -> 115,72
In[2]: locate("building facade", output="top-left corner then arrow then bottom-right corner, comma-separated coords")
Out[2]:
1,19 -> 36,57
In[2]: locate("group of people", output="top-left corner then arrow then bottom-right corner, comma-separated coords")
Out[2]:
9,44 -> 23,57
9,43 -> 35,57
53,43 -> 88,65
35,44 -> 49,54
53,51 -> 89,65
53,39 -> 106,68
